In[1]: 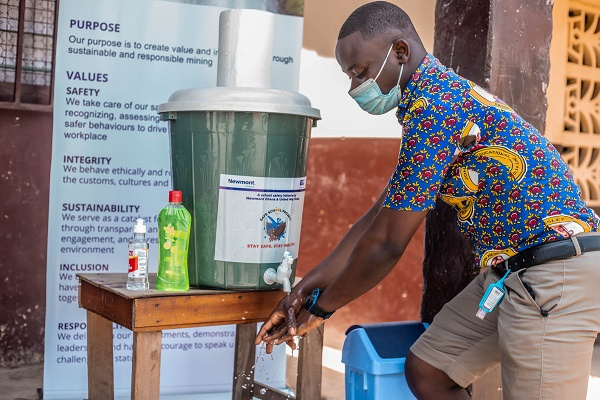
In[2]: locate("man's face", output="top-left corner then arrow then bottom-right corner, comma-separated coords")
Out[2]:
335,31 -> 402,95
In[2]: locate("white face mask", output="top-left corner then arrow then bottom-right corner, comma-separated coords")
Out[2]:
349,44 -> 404,115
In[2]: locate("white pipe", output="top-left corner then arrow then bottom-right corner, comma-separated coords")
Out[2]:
217,9 -> 275,88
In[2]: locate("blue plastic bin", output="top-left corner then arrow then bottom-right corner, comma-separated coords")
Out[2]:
342,321 -> 428,400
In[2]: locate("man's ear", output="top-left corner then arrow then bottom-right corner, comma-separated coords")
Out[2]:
393,39 -> 410,64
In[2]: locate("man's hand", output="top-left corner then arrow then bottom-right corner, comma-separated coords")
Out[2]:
254,185 -> 389,350
267,309 -> 325,347
255,289 -> 306,352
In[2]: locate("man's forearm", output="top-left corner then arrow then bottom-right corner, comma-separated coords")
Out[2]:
311,234 -> 403,312
305,207 -> 427,312
293,206 -> 379,295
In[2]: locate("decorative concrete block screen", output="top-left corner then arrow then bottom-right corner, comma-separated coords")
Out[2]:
548,0 -> 600,208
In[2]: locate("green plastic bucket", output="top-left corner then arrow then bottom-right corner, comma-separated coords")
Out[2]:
159,87 -> 320,289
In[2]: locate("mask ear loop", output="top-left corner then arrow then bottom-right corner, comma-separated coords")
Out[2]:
396,63 -> 404,99
396,62 -> 406,145
374,44 -> 394,81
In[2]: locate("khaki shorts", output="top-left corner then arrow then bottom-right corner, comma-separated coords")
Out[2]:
411,242 -> 600,400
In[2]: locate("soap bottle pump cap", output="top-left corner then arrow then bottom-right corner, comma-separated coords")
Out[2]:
169,190 -> 182,203
134,218 -> 146,234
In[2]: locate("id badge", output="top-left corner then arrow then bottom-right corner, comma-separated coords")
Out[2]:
476,269 -> 511,320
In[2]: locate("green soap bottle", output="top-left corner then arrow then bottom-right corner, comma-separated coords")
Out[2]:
156,190 -> 191,291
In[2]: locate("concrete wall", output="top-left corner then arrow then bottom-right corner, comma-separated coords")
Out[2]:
0,110 -> 52,366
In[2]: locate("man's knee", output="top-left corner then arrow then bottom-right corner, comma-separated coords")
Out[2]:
405,351 -> 459,398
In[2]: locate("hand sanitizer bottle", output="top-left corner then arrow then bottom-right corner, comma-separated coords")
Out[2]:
156,190 -> 191,292
127,218 -> 150,290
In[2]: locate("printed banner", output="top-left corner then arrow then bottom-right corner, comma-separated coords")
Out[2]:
44,0 -> 302,398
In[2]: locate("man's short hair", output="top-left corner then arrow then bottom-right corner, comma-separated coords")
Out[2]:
338,1 -> 421,43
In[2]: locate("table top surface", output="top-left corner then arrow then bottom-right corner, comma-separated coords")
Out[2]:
77,273 -> 255,299
77,273 -> 287,330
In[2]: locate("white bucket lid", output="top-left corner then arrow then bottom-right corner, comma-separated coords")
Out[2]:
158,86 -> 321,120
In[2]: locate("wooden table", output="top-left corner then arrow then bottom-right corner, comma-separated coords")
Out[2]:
77,273 -> 324,400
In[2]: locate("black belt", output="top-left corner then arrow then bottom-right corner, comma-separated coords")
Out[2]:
493,234 -> 600,276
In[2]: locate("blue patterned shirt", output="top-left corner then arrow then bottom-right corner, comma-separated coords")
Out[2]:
383,54 -> 600,268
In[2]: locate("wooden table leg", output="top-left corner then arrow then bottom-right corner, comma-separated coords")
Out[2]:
131,331 -> 162,400
87,311 -> 114,400
233,323 -> 258,400
296,324 -> 324,400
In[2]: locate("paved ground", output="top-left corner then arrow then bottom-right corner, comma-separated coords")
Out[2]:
2,344 -> 600,399
0,363 -> 43,400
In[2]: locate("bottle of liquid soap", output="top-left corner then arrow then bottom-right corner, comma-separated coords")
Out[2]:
156,190 -> 191,292
127,218 -> 150,290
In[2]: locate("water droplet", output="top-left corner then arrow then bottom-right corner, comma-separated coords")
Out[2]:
260,388 -> 267,395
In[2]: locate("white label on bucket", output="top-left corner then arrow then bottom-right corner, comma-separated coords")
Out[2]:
214,174 -> 306,263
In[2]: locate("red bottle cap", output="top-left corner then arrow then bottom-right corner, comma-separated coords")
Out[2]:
169,190 -> 182,203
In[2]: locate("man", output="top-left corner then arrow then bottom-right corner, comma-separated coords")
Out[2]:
255,2 -> 600,399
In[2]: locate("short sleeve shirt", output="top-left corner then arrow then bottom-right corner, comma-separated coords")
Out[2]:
383,54 -> 600,268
